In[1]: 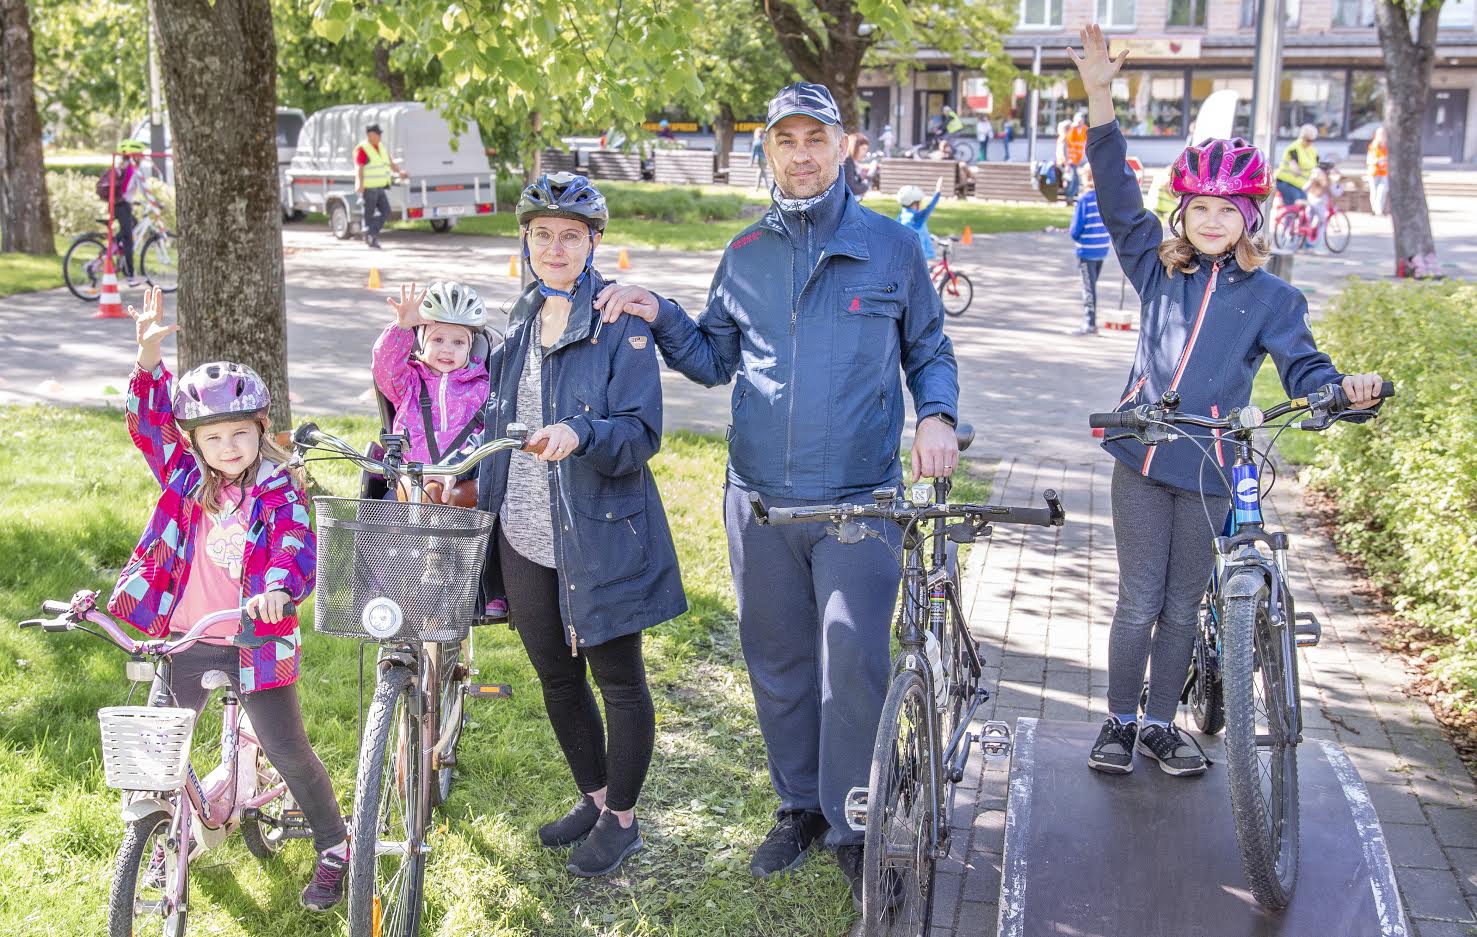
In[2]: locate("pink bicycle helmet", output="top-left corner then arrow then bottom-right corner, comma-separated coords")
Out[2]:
1170,137 -> 1271,199
172,361 -> 271,431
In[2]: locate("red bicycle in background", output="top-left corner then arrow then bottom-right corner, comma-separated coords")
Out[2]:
930,235 -> 974,317
1272,172 -> 1351,254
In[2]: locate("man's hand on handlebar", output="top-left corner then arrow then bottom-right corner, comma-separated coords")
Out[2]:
245,590 -> 293,625
913,415 -> 960,480
1341,372 -> 1384,410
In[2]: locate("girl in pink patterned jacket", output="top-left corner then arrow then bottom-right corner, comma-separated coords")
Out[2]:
371,280 -> 492,467
113,288 -> 350,912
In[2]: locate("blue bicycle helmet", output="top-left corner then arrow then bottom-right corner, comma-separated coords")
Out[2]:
515,172 -> 608,233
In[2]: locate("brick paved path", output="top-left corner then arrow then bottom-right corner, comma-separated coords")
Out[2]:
926,452 -> 1477,937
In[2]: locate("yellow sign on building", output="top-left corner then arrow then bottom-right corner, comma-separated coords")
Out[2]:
1108,37 -> 1202,60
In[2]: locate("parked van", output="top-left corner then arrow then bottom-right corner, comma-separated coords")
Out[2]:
284,102 -> 498,239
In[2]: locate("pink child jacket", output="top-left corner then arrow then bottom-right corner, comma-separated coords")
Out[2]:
371,324 -> 490,464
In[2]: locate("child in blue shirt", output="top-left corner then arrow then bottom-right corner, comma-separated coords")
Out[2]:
897,177 -> 944,259
1068,166 -> 1111,334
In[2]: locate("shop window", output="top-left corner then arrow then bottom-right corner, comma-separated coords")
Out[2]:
1278,71 -> 1347,138
1188,72 -> 1254,138
1111,70 -> 1187,137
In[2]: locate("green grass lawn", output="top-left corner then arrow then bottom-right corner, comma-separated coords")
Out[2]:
1250,361 -> 1319,467
0,405 -> 989,936
384,180 -> 1071,252
0,251 -> 64,298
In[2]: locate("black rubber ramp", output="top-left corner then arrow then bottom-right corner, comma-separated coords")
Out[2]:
996,718 -> 1409,937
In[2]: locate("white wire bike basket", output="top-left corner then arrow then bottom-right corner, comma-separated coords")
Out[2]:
97,705 -> 197,791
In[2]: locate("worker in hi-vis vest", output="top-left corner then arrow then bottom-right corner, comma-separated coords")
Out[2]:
355,122 -> 409,250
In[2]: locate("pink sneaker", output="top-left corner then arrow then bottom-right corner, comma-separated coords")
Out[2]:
483,598 -> 509,621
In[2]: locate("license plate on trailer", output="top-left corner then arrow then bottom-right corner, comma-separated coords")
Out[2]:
432,205 -> 469,218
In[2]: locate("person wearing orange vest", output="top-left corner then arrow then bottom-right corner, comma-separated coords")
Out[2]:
354,123 -> 409,250
1366,126 -> 1389,216
1060,110 -> 1089,200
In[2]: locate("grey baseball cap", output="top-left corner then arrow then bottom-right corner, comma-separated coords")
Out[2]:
765,82 -> 843,132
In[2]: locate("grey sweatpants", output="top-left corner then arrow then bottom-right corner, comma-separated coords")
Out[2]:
1106,460 -> 1230,724
725,483 -> 902,848
151,642 -> 347,852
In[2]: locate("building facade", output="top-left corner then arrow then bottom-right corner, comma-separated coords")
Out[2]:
856,0 -> 1477,165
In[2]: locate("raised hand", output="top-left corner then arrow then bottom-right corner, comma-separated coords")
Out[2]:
1067,24 -> 1129,92
386,281 -> 429,330
129,286 -> 178,369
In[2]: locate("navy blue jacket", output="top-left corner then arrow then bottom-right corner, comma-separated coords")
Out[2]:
1088,121 -> 1346,494
649,175 -> 959,500
475,271 -> 687,648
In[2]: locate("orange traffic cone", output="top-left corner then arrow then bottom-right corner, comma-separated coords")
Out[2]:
94,254 -> 127,319
617,248 -> 631,271
367,267 -> 381,290
961,225 -> 973,246
508,255 -> 520,278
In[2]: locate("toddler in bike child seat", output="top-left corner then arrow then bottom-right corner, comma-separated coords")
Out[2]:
108,287 -> 350,912
369,280 -> 507,616
1304,167 -> 1341,244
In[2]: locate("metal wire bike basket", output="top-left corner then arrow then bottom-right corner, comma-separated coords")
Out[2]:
313,497 -> 495,644
97,705 -> 197,791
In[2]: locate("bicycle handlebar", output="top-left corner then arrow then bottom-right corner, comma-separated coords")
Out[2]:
1088,381 -> 1395,436
20,597 -> 295,657
750,489 -> 1065,531
293,421 -> 533,478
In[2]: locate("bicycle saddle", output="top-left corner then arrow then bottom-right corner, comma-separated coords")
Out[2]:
200,670 -> 231,691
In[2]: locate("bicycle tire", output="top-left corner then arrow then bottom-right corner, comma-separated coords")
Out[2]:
861,669 -> 937,937
139,232 -> 180,293
240,748 -> 294,860
432,641 -> 466,808
1222,572 -> 1300,910
108,808 -> 187,937
936,271 -> 973,317
1323,211 -> 1351,254
1189,593 -> 1225,736
63,233 -> 108,301
1273,212 -> 1303,252
348,664 -> 426,937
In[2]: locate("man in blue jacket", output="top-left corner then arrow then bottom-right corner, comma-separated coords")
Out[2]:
594,82 -> 960,902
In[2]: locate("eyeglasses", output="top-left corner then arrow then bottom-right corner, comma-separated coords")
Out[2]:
527,228 -> 589,251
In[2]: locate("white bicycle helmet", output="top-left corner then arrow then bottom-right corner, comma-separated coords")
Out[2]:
897,185 -> 927,207
419,280 -> 486,329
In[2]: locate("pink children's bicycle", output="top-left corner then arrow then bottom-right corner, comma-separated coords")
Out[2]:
20,591 -> 312,937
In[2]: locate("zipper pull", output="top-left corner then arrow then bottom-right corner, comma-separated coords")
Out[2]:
568,626 -> 578,656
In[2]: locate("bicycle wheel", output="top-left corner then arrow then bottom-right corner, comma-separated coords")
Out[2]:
861,670 -> 937,937
1189,593 -> 1225,736
935,271 -> 973,317
241,747 -> 296,860
1222,571 -> 1300,910
108,807 -> 187,937
1272,212 -> 1303,252
1323,211 -> 1351,254
432,641 -> 467,808
140,232 -> 180,293
63,234 -> 108,301
936,544 -> 970,741
348,664 -> 426,937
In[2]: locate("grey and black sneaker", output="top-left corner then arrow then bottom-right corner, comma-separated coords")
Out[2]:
750,809 -> 828,878
301,848 -> 349,911
1088,716 -> 1138,774
539,795 -> 602,848
565,811 -> 643,878
1136,723 -> 1210,777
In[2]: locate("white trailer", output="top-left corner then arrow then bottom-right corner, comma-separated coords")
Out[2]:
284,102 -> 498,239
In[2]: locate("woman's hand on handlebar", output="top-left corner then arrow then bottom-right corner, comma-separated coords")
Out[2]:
245,590 -> 293,625
526,423 -> 579,462
1341,372 -> 1384,410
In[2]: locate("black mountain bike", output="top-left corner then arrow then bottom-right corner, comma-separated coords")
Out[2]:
751,440 -> 1065,937
1090,380 -> 1393,909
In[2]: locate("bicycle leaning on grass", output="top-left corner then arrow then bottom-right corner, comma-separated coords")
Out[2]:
749,424 -> 1066,937
290,420 -> 545,937
18,598 -> 312,937
1090,379 -> 1394,910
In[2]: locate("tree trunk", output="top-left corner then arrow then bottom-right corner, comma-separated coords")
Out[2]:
150,0 -> 291,427
1375,0 -> 1441,277
759,0 -> 871,132
373,40 -> 408,100
714,103 -> 735,173
0,0 -> 56,255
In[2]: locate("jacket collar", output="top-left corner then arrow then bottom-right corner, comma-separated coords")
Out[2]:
506,269 -> 608,355
760,176 -> 871,263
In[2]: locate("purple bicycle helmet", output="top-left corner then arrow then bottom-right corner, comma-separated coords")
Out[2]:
172,361 -> 271,431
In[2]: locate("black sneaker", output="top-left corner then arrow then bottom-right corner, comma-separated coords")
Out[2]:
750,809 -> 828,878
565,811 -> 643,878
539,795 -> 601,848
300,848 -> 349,911
836,845 -> 904,914
1088,717 -> 1138,774
1136,723 -> 1210,776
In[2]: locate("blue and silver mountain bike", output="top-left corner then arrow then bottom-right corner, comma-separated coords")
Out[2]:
1090,379 -> 1394,910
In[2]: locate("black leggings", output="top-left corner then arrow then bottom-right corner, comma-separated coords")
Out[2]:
497,526 -> 655,812
152,643 -> 347,852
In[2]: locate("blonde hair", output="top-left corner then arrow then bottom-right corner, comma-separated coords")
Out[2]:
1157,232 -> 1269,277
192,417 -> 294,514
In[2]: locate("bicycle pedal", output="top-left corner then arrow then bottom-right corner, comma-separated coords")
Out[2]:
1294,611 -> 1322,647
843,786 -> 869,832
978,720 -> 1013,758
466,683 -> 511,699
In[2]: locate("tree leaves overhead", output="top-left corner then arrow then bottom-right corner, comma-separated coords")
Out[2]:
315,0 -> 705,162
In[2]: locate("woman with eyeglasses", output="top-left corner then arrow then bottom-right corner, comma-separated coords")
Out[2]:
473,172 -> 686,878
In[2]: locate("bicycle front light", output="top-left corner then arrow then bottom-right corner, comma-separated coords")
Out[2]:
362,597 -> 404,640
908,483 -> 934,507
